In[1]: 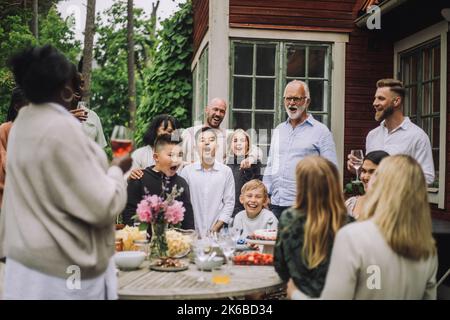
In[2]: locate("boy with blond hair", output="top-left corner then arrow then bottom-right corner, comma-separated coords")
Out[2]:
232,179 -> 278,239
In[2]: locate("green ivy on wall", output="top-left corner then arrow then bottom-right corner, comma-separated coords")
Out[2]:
134,0 -> 193,147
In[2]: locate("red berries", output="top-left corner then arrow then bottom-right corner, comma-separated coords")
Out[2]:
232,252 -> 274,265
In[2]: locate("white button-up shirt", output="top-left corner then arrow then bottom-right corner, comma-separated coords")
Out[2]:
180,161 -> 235,236
366,117 -> 435,184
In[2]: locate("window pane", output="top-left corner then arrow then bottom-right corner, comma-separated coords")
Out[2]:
433,46 -> 440,78
311,114 -> 328,127
255,113 -> 274,132
411,54 -> 418,83
422,117 -> 431,137
432,148 -> 439,182
309,47 -> 326,78
423,48 -> 432,81
432,117 -> 440,149
432,80 -> 440,113
255,78 -> 275,110
422,82 -> 431,115
286,46 -> 305,77
233,77 -> 252,109
256,45 -> 276,76
410,85 -> 417,116
402,58 -> 411,85
308,80 -> 325,112
234,44 -> 253,75
232,112 -> 252,131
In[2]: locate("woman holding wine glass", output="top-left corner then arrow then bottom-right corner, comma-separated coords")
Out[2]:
0,45 -> 132,299
345,150 -> 389,219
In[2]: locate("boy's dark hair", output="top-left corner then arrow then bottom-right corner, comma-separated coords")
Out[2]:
8,45 -> 75,104
195,126 -> 218,142
143,114 -> 179,147
154,133 -> 182,152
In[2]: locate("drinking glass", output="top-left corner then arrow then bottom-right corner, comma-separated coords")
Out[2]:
193,238 -> 211,282
350,149 -> 364,182
219,235 -> 236,275
211,265 -> 230,285
111,125 -> 133,157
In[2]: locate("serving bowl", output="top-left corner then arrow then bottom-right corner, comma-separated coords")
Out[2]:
195,256 -> 224,271
114,251 -> 146,270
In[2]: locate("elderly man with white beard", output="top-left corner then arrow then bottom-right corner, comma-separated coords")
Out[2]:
263,80 -> 338,219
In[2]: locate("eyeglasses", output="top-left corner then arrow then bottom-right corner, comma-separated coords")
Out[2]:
284,96 -> 308,104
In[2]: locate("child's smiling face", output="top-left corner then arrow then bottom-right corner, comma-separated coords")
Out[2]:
239,187 -> 267,218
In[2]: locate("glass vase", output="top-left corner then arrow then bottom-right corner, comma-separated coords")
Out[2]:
149,222 -> 169,260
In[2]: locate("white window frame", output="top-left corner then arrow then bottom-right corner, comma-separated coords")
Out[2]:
394,21 -> 449,209
228,28 -> 348,179
191,32 -> 209,126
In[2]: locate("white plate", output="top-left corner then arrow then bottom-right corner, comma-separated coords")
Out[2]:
246,239 -> 276,246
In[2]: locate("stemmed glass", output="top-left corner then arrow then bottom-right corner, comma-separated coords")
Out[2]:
111,125 -> 133,157
193,238 -> 211,282
350,149 -> 364,182
218,233 -> 236,275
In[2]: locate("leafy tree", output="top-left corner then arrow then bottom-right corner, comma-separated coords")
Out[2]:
134,0 -> 193,146
0,2 -> 80,122
90,0 -> 156,145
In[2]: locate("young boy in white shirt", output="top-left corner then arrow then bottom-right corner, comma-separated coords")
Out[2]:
232,179 -> 278,240
180,127 -> 235,237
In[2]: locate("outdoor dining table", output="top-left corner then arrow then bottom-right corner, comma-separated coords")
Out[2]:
117,260 -> 284,300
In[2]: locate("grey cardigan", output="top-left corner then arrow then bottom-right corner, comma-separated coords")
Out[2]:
0,103 -> 127,279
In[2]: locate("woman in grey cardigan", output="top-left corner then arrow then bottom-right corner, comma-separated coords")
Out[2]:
288,155 -> 437,299
0,45 -> 131,299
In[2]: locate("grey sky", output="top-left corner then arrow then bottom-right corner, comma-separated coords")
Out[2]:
57,0 -> 184,43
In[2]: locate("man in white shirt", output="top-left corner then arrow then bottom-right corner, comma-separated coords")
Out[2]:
348,79 -> 435,184
180,127 -> 235,237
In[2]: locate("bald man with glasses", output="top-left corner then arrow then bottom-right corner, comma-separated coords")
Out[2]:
263,80 -> 338,219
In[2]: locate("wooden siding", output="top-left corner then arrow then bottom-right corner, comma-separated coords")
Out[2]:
229,0 -> 356,33
193,0 -> 209,56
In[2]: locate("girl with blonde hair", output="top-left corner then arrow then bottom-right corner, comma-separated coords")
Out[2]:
289,155 -> 437,299
274,156 -> 350,297
227,129 -> 262,216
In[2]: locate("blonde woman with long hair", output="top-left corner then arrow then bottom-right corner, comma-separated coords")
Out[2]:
289,155 -> 438,299
274,156 -> 350,297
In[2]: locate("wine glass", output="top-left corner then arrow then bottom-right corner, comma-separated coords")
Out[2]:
350,149 -> 364,182
111,125 -> 133,157
193,238 -> 211,282
218,234 -> 236,275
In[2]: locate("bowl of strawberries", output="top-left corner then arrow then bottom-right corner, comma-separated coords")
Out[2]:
232,251 -> 274,266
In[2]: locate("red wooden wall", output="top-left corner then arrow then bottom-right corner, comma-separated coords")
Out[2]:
229,0 -> 355,32
193,0 -> 209,56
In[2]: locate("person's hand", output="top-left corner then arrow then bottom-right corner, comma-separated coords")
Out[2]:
70,108 -> 88,122
128,168 -> 144,180
347,153 -> 357,174
287,278 -> 299,300
211,220 -> 224,233
240,156 -> 255,170
111,155 -> 132,174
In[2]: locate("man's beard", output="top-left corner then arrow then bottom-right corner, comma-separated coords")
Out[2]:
375,105 -> 394,122
285,105 -> 306,120
207,115 -> 222,128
